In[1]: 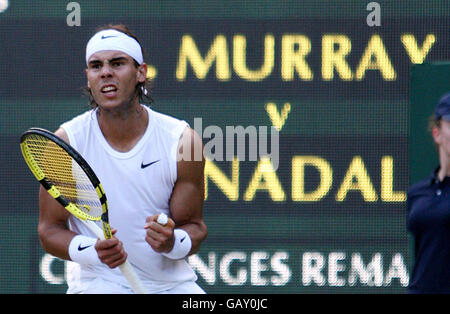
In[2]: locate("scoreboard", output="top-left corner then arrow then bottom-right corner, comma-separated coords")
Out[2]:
0,0 -> 449,293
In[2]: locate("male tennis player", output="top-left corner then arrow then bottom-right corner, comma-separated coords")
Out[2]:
38,24 -> 207,293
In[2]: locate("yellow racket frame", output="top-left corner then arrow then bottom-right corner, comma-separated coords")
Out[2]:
20,128 -> 111,238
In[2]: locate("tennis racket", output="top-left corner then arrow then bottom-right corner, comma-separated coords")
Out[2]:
20,127 -> 148,294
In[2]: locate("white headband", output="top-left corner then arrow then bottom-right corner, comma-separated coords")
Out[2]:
85,29 -> 143,65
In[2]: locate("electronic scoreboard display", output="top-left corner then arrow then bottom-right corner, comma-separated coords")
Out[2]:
0,1 -> 449,293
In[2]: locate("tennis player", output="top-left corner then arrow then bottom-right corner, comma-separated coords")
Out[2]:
38,24 -> 207,293
407,92 -> 450,293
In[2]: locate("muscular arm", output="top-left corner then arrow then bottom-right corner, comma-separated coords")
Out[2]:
170,127 -> 207,254
145,126 -> 207,255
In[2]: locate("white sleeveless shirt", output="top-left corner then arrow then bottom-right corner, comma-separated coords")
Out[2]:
60,105 -> 197,293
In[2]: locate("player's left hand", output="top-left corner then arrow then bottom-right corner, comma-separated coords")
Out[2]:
144,214 -> 176,253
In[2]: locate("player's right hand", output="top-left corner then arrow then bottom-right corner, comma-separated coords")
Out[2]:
94,229 -> 128,268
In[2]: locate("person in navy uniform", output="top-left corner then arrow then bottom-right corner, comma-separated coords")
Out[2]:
407,92 -> 450,293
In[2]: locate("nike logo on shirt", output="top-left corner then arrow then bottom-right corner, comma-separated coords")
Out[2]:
141,160 -> 160,169
101,35 -> 117,39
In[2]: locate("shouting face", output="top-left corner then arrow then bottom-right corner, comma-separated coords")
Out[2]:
86,50 -> 147,111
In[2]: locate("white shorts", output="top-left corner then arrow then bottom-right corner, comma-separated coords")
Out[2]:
67,277 -> 205,294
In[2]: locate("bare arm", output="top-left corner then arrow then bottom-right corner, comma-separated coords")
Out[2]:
145,126 -> 207,255
170,126 -> 207,254
38,128 -> 127,267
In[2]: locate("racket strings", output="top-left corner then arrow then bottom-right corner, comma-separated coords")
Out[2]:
23,134 -> 103,218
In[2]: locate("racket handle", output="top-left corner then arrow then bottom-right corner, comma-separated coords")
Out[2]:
83,220 -> 105,239
119,261 -> 148,294
157,213 -> 168,225
80,219 -> 149,294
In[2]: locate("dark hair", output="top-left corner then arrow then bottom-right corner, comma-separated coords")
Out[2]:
428,114 -> 441,133
84,24 -> 153,108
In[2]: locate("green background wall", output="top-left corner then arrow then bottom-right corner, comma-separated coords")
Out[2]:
1,0 -> 449,293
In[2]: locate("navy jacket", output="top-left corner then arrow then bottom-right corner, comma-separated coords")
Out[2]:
407,168 -> 450,293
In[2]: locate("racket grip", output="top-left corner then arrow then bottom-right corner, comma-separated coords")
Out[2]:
82,219 -> 106,239
81,219 -> 148,293
119,260 -> 148,294
157,213 -> 168,225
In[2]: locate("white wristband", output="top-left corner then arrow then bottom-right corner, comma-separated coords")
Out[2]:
162,229 -> 192,260
68,235 -> 101,265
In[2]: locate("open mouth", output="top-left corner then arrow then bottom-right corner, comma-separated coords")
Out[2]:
101,85 -> 118,95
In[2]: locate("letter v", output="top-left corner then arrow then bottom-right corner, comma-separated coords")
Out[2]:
265,102 -> 291,131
